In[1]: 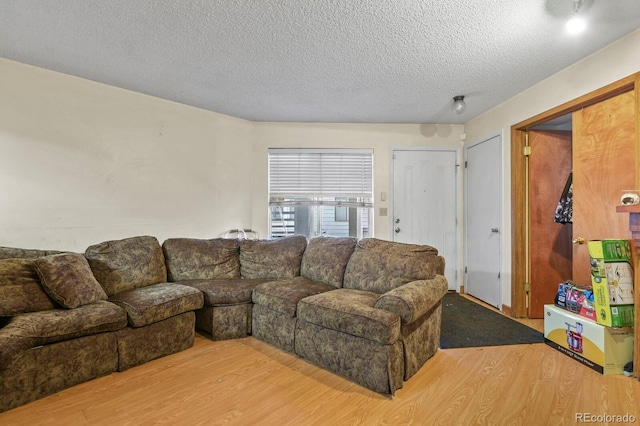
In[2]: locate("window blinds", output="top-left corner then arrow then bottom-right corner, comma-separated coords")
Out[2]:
268,149 -> 373,207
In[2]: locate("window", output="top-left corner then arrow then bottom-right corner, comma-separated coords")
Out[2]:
268,148 -> 373,239
334,205 -> 348,222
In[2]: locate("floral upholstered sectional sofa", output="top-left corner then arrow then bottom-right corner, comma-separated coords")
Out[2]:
0,234 -> 448,412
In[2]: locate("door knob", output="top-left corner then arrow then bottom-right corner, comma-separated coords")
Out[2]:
572,237 -> 586,245
395,227 -> 401,233
395,218 -> 400,223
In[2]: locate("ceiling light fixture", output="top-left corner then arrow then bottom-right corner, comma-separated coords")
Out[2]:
452,96 -> 467,114
566,0 -> 586,34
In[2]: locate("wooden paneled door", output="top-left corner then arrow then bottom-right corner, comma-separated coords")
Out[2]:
528,130 -> 573,318
572,90 -> 636,285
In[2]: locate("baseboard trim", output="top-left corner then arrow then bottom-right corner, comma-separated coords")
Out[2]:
502,304 -> 512,317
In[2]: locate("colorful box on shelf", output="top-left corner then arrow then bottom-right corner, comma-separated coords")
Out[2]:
554,281 -> 596,321
587,240 -> 635,327
544,305 -> 634,375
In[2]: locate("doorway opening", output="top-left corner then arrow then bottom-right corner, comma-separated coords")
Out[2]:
510,74 -> 639,318
527,116 -> 573,318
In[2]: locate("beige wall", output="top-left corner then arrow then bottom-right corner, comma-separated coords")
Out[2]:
3,27 -> 639,296
0,59 -> 254,252
0,59 -> 463,253
251,122 -> 464,240
464,28 -> 640,307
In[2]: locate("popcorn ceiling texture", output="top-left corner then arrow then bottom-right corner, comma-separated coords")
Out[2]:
1,1 -> 639,123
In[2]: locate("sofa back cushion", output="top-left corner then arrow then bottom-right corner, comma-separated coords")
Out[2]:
0,258 -> 57,315
343,238 -> 442,294
85,236 -> 167,296
0,246 -> 64,260
34,253 -> 108,309
162,238 -> 240,281
301,236 -> 357,288
240,235 -> 307,280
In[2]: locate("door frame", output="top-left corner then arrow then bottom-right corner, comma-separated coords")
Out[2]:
464,133 -> 503,307
510,73 -> 640,318
390,146 -> 462,291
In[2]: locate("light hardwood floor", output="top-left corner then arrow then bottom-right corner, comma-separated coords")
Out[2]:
1,306 -> 637,425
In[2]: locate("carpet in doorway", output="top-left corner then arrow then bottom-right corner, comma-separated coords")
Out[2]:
440,293 -> 544,349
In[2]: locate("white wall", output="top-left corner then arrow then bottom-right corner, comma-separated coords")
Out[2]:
0,59 -> 255,252
464,28 -> 640,308
251,122 -> 464,240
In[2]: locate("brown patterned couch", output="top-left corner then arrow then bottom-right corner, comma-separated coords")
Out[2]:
0,237 -> 205,413
0,247 -> 129,413
162,236 -> 308,340
253,237 -> 448,395
84,236 -> 205,371
0,234 -> 447,413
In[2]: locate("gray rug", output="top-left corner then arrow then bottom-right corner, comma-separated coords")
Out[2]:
440,293 -> 544,349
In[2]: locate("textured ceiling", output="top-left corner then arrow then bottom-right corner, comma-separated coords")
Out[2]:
1,1 -> 640,124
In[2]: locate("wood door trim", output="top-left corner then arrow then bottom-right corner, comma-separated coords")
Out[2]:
510,72 -> 639,318
636,74 -> 640,190
513,74 -> 637,130
511,128 -> 528,317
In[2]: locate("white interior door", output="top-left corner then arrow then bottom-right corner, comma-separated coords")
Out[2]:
464,135 -> 502,308
392,149 -> 458,291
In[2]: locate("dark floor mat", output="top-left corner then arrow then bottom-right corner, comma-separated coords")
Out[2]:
440,293 -> 544,349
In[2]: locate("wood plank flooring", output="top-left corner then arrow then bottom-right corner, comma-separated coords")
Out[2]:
1,307 -> 638,425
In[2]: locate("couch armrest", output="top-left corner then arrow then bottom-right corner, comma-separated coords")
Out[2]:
374,275 -> 448,324
0,321 -> 36,373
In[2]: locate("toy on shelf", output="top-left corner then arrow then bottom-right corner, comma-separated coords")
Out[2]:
554,280 -> 596,321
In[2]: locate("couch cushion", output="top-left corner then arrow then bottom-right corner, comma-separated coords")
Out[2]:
178,279 -> 270,306
163,238 -> 240,281
297,289 -> 401,345
85,236 -> 167,296
301,236 -> 357,288
252,276 -> 335,318
0,246 -> 64,260
0,300 -> 127,371
108,282 -> 203,327
34,253 -> 108,309
0,259 -> 57,316
240,236 -> 307,280
344,238 -> 441,294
